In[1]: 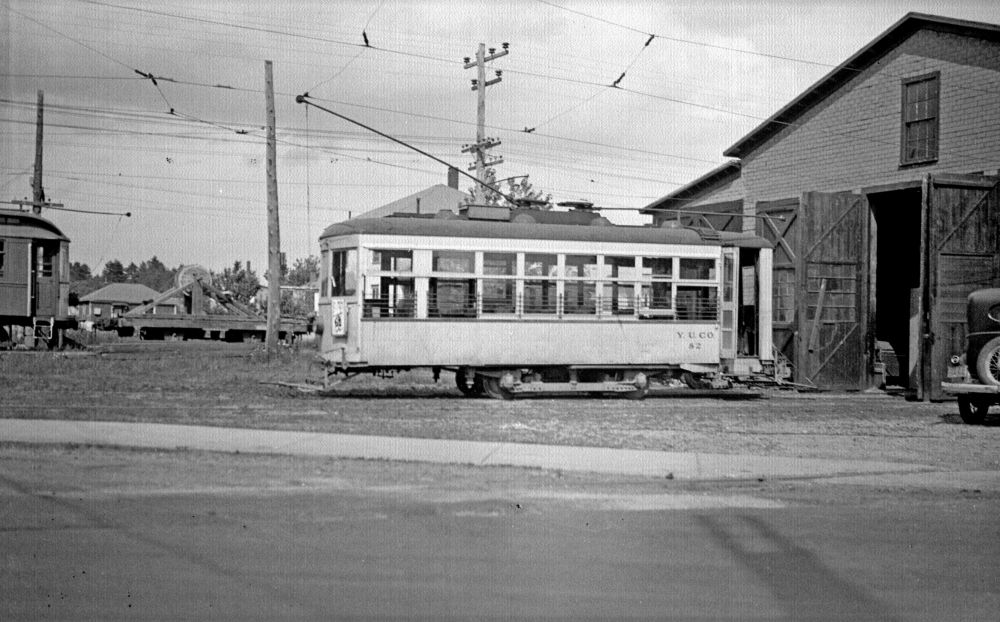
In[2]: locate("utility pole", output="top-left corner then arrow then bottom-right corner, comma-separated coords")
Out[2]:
462,42 -> 508,204
11,90 -> 63,214
264,60 -> 282,357
32,90 -> 44,211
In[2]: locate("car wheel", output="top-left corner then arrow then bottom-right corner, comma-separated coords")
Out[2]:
975,336 -> 1000,386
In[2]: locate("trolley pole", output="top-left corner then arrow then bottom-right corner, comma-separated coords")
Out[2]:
462,42 -> 507,203
264,60 -> 282,357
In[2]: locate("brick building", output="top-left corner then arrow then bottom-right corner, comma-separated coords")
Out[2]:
644,13 -> 1000,398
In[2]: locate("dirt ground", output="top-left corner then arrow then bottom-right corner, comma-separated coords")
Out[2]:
2,343 -> 999,472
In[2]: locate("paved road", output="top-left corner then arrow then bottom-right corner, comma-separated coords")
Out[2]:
2,446 -> 998,621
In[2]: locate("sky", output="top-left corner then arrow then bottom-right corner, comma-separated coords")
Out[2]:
2,0 -> 999,279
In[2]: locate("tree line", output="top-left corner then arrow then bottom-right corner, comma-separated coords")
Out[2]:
70,255 -> 319,316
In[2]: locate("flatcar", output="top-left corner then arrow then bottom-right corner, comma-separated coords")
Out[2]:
0,208 -> 74,347
316,206 -> 774,398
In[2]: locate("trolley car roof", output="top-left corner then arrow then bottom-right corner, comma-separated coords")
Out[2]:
0,209 -> 69,242
322,216 -> 771,249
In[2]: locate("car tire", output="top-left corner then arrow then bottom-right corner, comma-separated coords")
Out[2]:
975,336 -> 1000,386
958,395 -> 989,425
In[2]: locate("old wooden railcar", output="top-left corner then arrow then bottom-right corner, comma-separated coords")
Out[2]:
0,208 -> 73,346
316,208 -> 774,398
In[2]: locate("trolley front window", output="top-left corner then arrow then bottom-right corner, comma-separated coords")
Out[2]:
329,249 -> 357,297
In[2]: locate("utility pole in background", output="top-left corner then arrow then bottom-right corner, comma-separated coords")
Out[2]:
462,42 -> 508,204
10,91 -> 63,214
32,90 -> 45,212
264,60 -> 282,357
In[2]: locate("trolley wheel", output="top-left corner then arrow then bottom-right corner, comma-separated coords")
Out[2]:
682,372 -> 711,390
957,395 -> 989,425
455,369 -> 484,397
481,375 -> 515,400
622,385 -> 649,400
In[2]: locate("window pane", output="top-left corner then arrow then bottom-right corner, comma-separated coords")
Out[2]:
373,249 -> 412,272
564,282 -> 596,314
482,279 -> 515,313
604,256 -> 637,279
602,283 -> 636,315
483,252 -> 515,275
365,277 -> 414,318
642,257 -> 672,278
524,281 -> 556,313
429,278 -> 476,317
679,258 -> 716,280
433,251 -> 474,273
676,286 -> 718,320
564,255 -> 597,278
525,254 -> 557,277
641,282 -> 672,309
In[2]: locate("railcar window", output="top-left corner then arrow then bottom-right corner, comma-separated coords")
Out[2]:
430,251 -> 476,317
641,257 -> 674,311
482,253 -> 516,314
641,282 -> 673,311
37,246 -> 53,277
0,240 -> 4,277
564,255 -> 598,315
642,257 -> 672,278
524,253 -> 558,314
432,251 -> 474,273
366,278 -> 414,318
676,286 -> 719,320
603,256 -> 638,315
329,249 -> 357,297
679,258 -> 716,280
366,249 -> 412,317
372,249 -> 412,272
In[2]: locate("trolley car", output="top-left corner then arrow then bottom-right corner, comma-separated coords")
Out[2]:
317,207 -> 774,398
0,208 -> 74,347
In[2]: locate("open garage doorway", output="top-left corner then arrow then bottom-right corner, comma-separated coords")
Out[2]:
868,187 -> 922,392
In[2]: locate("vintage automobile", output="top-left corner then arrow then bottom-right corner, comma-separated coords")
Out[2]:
943,288 -> 1000,423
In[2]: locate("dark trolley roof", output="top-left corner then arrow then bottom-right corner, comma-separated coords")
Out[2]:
0,208 -> 70,242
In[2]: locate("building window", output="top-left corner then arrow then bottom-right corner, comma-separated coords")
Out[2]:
900,72 -> 939,166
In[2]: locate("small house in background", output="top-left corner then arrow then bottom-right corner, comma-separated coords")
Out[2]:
78,283 -> 180,322
360,168 -> 467,219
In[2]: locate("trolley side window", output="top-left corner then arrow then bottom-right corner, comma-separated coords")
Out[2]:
564,255 -> 598,315
482,252 -> 516,314
677,258 -> 719,321
0,239 -> 4,277
366,249 -> 413,318
524,253 -> 557,314
641,257 -> 674,312
429,251 -> 476,318
602,256 -> 638,315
